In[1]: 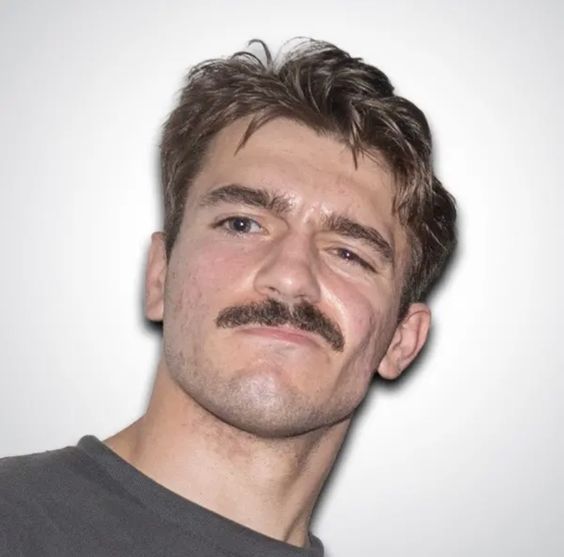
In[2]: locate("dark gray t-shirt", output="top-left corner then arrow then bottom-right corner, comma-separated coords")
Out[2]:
0,436 -> 324,556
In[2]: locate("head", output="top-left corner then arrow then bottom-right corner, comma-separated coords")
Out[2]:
146,40 -> 456,438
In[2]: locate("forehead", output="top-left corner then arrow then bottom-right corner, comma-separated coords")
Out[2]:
187,117 -> 408,261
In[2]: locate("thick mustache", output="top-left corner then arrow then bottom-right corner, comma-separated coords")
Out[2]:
215,299 -> 344,352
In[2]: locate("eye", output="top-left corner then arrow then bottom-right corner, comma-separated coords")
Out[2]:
333,248 -> 375,272
214,216 -> 263,234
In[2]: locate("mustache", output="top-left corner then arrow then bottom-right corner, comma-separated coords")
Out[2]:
215,298 -> 345,352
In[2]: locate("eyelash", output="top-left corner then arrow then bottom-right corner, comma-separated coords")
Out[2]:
332,248 -> 375,272
213,216 -> 263,234
213,216 -> 375,272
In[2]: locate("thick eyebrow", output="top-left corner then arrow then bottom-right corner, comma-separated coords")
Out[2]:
320,213 -> 394,264
199,184 -> 394,263
198,184 -> 292,217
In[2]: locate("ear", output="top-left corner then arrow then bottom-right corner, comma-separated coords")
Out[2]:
377,303 -> 431,380
145,232 -> 168,322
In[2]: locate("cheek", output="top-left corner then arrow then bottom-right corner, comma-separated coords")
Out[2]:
348,307 -> 386,374
328,277 -> 388,339
328,279 -> 397,371
165,239 -> 259,329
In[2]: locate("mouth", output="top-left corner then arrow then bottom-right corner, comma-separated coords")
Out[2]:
237,326 -> 321,347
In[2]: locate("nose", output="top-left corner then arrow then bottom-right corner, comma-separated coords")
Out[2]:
253,231 -> 322,305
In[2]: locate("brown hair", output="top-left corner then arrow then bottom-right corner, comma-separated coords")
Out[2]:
160,39 -> 456,315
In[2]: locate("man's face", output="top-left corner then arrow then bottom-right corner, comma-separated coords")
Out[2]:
148,117 -> 428,438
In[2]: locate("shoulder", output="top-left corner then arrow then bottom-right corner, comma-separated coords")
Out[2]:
0,441 -> 102,516
0,444 -> 78,489
0,445 -> 69,507
0,439 -> 119,553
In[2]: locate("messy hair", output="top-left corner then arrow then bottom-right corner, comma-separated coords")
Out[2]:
160,39 -> 456,314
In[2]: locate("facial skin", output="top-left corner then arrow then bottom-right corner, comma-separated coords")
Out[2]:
146,117 -> 430,439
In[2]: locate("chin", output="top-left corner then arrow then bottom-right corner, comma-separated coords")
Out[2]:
176,362 -> 341,438
211,407 -> 323,439
165,340 -> 359,438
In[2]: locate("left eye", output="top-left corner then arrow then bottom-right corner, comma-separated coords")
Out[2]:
215,216 -> 263,234
334,248 -> 375,272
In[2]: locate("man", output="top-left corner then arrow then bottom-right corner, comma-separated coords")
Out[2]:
0,39 -> 456,555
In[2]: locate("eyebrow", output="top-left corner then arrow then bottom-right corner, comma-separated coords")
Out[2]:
320,213 -> 394,264
198,183 -> 394,263
198,184 -> 292,217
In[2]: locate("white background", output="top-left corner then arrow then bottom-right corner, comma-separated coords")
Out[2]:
1,1 -> 562,555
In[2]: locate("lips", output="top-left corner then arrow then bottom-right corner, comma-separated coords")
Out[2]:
238,326 -> 320,347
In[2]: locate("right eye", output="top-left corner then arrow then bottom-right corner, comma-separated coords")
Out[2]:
214,216 -> 263,235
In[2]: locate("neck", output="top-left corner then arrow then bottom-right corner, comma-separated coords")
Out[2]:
105,359 -> 351,548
